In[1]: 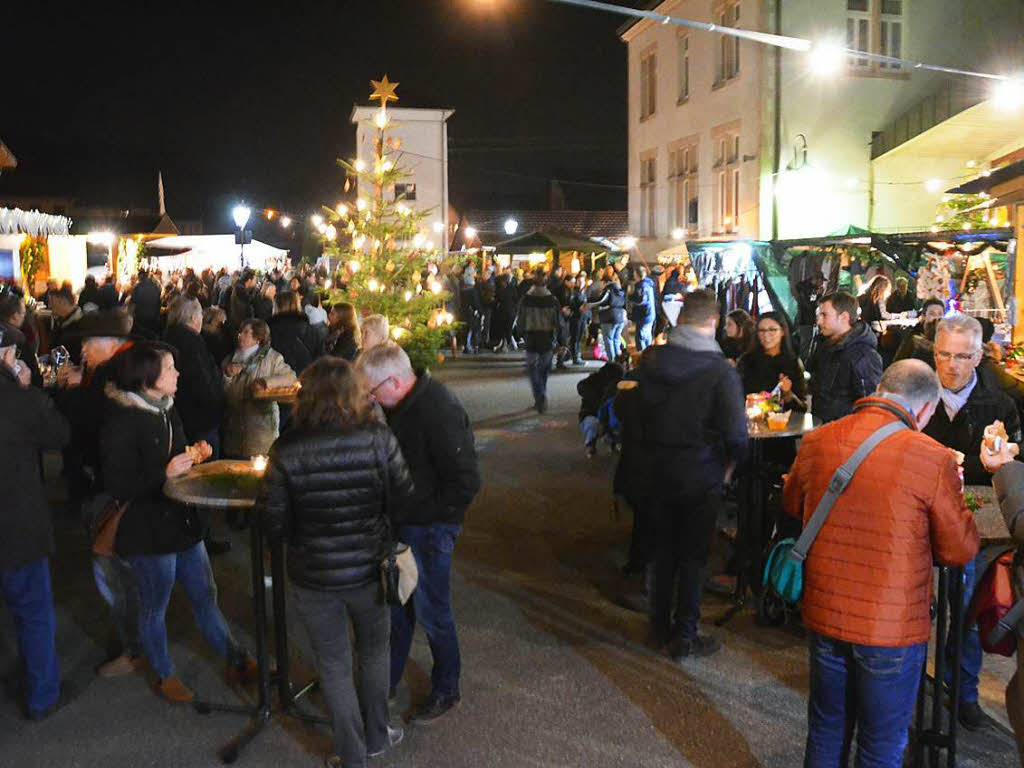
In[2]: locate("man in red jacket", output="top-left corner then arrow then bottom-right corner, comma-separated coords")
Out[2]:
783,359 -> 979,766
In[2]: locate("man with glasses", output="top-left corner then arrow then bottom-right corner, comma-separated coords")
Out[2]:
924,313 -> 1020,731
355,342 -> 480,723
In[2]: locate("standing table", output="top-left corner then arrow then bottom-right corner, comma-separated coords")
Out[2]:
164,460 -> 325,764
716,410 -> 820,626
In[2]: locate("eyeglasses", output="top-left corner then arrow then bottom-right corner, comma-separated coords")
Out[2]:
757,327 -> 783,335
369,376 -> 394,398
934,351 -> 976,363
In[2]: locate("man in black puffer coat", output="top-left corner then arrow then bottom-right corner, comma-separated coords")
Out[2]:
634,289 -> 747,662
356,342 -> 480,724
268,293 -> 323,375
807,292 -> 883,424
0,335 -> 71,719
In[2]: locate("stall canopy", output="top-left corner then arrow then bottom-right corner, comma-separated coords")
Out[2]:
147,235 -> 289,273
490,231 -> 611,255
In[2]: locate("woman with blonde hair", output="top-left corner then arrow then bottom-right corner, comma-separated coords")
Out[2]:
260,356 -> 413,767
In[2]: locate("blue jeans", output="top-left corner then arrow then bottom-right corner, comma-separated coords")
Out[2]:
635,320 -> 654,352
92,554 -> 142,657
806,633 -> 926,768
390,523 -> 462,700
128,541 -> 241,679
1,558 -> 60,714
525,350 -> 553,404
580,415 -> 601,446
601,321 -> 624,362
944,557 -> 982,705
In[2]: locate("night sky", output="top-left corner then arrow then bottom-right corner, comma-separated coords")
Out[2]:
2,1 -> 629,240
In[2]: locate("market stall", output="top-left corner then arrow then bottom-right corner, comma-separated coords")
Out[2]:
146,235 -> 289,273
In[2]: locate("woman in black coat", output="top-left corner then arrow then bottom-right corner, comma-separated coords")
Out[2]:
260,357 -> 413,767
324,301 -> 360,361
100,342 -> 254,704
268,291 -> 323,374
736,312 -> 807,410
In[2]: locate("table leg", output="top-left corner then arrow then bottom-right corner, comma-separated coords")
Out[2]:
716,438 -> 761,626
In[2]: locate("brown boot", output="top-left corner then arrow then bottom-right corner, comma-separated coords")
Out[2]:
225,654 -> 260,686
158,676 -> 194,704
97,654 -> 144,678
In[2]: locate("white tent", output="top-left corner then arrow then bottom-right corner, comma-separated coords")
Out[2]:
147,235 -> 289,273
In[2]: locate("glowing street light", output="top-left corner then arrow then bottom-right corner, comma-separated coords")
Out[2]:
808,42 -> 845,78
464,226 -> 478,240
925,178 -> 944,194
671,228 -> 685,241
993,78 -> 1024,111
280,216 -> 292,228
504,218 -> 519,236
232,205 -> 251,230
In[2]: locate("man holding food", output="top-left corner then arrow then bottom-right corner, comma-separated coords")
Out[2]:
923,314 -> 1021,730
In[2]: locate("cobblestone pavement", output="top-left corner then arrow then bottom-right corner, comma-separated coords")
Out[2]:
0,355 -> 1018,766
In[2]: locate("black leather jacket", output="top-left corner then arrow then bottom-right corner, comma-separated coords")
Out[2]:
260,423 -> 414,591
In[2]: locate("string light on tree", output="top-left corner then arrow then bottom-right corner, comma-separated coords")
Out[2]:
336,203 -> 348,217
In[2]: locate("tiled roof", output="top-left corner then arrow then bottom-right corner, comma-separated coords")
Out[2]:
462,210 -> 629,240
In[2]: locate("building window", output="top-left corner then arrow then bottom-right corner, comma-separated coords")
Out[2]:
394,182 -> 416,201
640,155 -> 656,236
669,144 -> 698,231
848,0 -> 905,74
879,0 -> 903,69
715,2 -> 741,85
677,35 -> 689,102
714,130 -> 740,233
640,52 -> 656,120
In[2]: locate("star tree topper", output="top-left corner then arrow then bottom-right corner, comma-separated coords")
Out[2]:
370,76 -> 399,106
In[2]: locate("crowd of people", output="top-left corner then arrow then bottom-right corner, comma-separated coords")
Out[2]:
5,256 -> 1024,766
593,279 -> 1024,766
0,263 -> 480,767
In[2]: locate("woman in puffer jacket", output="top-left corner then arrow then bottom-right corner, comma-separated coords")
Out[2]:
259,356 -> 414,768
222,318 -> 296,458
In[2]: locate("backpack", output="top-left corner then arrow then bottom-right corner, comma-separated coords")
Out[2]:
968,545 -> 1019,656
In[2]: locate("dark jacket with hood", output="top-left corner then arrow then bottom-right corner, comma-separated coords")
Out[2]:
268,311 -> 323,375
131,277 -> 162,331
163,323 -> 226,440
0,364 -> 71,571
384,372 -> 480,527
593,283 -> 627,324
923,371 -> 1022,486
260,423 -> 415,590
100,384 -> 199,557
634,326 -> 748,499
807,320 -> 883,424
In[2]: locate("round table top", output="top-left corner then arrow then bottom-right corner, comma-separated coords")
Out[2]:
163,460 -> 263,509
747,410 -> 820,439
964,484 -> 1011,543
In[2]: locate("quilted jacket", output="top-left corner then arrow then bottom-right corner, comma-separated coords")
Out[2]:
783,396 -> 980,646
260,423 -> 414,591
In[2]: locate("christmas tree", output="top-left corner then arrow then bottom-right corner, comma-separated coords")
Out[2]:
320,76 -> 458,370
933,193 -> 989,231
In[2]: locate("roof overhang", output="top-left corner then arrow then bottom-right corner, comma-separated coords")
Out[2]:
872,98 -> 1024,168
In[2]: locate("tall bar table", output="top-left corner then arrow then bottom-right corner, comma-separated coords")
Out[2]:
716,410 -> 820,626
164,460 -> 326,764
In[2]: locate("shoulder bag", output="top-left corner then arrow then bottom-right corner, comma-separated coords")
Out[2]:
375,432 -> 418,605
764,420 -> 908,604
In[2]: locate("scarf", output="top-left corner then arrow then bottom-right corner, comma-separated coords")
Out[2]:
940,370 -> 977,421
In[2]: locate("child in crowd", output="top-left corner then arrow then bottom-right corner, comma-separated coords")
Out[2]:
576,362 -> 624,457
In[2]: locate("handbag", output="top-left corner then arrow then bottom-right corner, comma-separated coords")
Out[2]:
375,433 -> 419,605
764,420 -> 908,604
85,494 -> 131,557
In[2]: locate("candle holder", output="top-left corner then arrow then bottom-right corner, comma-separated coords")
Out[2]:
251,455 -> 268,475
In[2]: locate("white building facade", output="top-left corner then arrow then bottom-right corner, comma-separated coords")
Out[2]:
622,0 -> 1024,246
351,106 -> 454,252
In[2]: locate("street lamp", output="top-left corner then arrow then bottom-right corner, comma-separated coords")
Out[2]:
232,205 -> 252,268
504,218 -> 519,236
